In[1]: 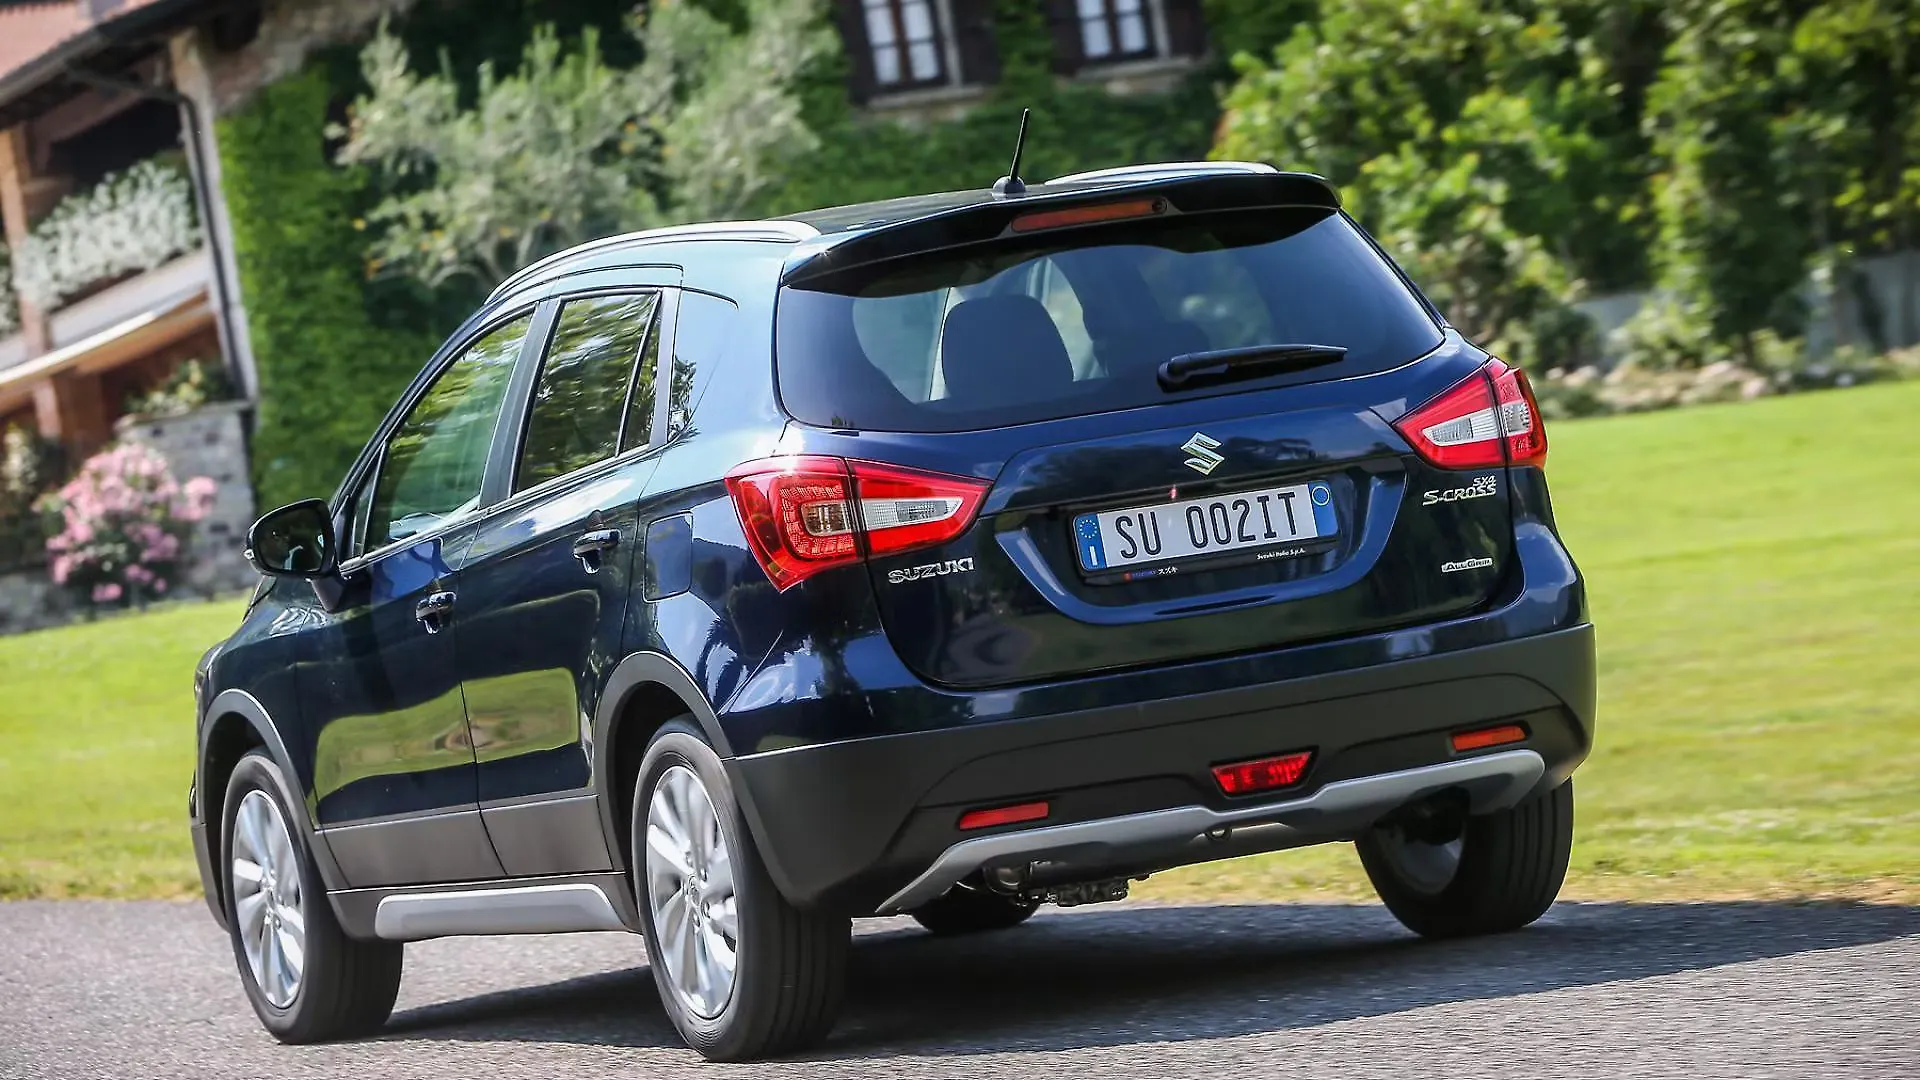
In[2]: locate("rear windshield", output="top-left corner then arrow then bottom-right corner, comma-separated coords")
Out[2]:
775,207 -> 1443,432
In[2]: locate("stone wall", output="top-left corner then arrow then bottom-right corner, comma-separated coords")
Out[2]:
0,567 -> 72,635
1575,249 -> 1920,366
115,401 -> 259,597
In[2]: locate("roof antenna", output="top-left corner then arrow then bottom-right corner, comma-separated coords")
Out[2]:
992,108 -> 1031,196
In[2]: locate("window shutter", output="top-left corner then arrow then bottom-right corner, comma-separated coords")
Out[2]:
834,0 -> 879,104
950,0 -> 1001,86
1043,0 -> 1084,75
1163,0 -> 1209,58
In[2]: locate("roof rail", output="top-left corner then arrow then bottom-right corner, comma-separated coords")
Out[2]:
1047,161 -> 1280,185
488,219 -> 820,302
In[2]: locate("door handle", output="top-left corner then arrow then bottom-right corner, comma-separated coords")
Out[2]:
414,590 -> 455,634
571,528 -> 621,573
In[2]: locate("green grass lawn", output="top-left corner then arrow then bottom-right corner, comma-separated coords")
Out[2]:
1149,380 -> 1920,904
3,382 -> 1917,901
0,599 -> 245,898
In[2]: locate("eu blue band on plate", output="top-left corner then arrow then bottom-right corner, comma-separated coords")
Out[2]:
1309,481 -> 1336,536
1074,514 -> 1106,570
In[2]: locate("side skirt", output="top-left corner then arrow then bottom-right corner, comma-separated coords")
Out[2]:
329,871 -> 640,942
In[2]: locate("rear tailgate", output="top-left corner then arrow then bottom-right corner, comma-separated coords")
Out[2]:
774,176 -> 1515,688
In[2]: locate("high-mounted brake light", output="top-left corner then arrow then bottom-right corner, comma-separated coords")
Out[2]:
1392,359 -> 1548,470
1010,197 -> 1166,233
1212,750 -> 1314,796
725,456 -> 990,590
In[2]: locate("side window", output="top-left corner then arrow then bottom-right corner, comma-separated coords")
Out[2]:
664,292 -> 739,440
365,313 -> 530,551
516,292 -> 660,492
620,309 -> 661,452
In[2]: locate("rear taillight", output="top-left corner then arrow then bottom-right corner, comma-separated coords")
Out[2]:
1393,359 -> 1548,470
725,456 -> 990,590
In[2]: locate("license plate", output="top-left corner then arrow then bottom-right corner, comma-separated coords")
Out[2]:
1073,481 -> 1336,573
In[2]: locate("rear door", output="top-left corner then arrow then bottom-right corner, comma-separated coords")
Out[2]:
450,285 -> 672,876
775,200 -> 1514,687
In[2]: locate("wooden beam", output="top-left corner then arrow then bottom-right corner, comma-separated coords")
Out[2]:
32,372 -> 110,458
0,123 -> 50,356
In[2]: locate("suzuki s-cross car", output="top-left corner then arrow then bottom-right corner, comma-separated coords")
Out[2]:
192,162 -> 1593,1061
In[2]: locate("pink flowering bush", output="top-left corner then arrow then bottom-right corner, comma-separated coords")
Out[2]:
35,442 -> 216,608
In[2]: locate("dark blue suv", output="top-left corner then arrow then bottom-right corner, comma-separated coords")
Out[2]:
192,163 -> 1593,1060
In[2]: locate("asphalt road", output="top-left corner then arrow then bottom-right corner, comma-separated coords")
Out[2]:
1,898 -> 1915,1079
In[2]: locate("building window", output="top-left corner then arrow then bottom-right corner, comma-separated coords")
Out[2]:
1076,0 -> 1155,63
864,0 -> 948,89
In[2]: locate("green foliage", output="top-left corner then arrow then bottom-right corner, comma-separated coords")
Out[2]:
218,68 -> 441,509
336,0 -> 831,288
1640,2 -> 1814,359
1201,0 -> 1317,66
760,1 -> 1216,216
336,23 -> 652,287
123,359 -> 232,420
1215,0 -> 1632,367
1633,0 -> 1920,360
1215,0 -> 1919,372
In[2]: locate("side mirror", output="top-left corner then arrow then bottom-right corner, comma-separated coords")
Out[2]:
245,499 -> 338,579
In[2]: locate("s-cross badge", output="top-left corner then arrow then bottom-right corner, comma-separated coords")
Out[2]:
1181,432 -> 1224,475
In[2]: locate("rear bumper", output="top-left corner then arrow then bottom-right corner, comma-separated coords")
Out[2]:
728,621 -> 1595,914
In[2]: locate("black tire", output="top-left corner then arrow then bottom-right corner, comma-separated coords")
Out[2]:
910,887 -> 1039,936
1356,779 -> 1574,939
632,719 -> 848,1061
221,750 -> 403,1042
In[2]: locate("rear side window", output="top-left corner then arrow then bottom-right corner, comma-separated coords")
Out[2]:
775,208 -> 1443,432
515,292 -> 659,492
664,292 -> 739,441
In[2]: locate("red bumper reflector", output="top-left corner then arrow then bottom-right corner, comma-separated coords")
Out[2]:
1211,751 -> 1314,796
957,801 -> 1050,831
1452,724 -> 1528,752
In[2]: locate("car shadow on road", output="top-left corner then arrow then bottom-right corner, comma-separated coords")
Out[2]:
375,899 -> 1920,1057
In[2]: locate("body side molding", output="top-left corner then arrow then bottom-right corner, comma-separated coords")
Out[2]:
371,881 -> 629,941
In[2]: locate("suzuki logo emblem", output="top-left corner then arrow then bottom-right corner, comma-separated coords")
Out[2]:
1180,432 -> 1224,475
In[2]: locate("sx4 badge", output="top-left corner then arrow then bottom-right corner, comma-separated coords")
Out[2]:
1422,474 -> 1499,506
887,557 -> 975,584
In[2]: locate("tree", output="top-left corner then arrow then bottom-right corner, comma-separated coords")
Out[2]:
335,0 -> 829,289
1213,0 -> 1624,367
1636,0 -> 1819,365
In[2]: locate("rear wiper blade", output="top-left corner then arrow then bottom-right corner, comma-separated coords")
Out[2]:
1157,343 -> 1348,391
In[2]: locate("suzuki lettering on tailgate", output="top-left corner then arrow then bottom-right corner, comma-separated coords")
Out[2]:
1076,480 -> 1338,574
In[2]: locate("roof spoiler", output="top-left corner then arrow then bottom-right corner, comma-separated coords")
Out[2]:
779,170 -> 1339,286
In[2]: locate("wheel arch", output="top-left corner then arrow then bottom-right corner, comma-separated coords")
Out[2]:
198,690 -> 350,907
593,652 -> 736,877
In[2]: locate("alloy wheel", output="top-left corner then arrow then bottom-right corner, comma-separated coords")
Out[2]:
230,789 -> 307,1008
645,764 -> 739,1019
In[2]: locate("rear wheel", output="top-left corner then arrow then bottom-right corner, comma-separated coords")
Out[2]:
222,751 -> 403,1042
634,720 -> 848,1061
910,886 -> 1039,936
1357,779 -> 1573,939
